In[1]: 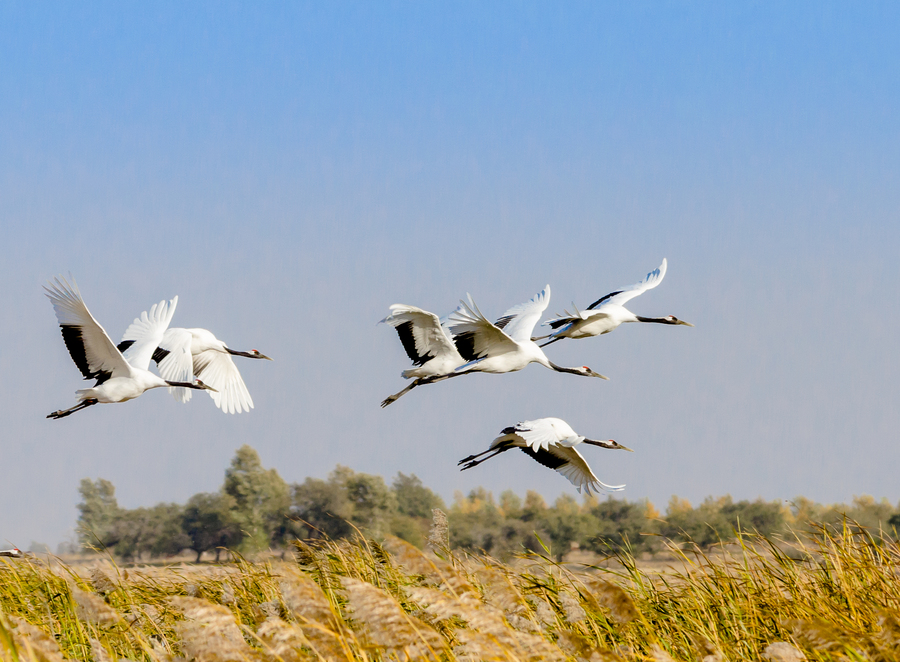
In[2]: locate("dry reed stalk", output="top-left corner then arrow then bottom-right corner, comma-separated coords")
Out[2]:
648,644 -> 681,661
89,566 -> 118,595
255,617 -> 313,662
557,591 -> 586,624
475,566 -> 539,633
781,617 -> 854,656
277,570 -> 346,660
426,509 -> 450,556
406,585 -> 565,662
147,638 -> 174,662
577,576 -> 639,626
70,586 -> 122,626
89,638 -> 112,662
382,536 -> 474,596
169,596 -> 252,662
761,642 -> 807,662
3,615 -> 66,662
341,577 -> 444,660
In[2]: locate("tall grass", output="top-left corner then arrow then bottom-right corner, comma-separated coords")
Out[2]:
2,517 -> 899,661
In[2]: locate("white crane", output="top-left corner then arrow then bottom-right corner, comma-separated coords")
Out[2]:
459,417 -> 632,494
45,277 -> 216,419
379,304 -> 466,407
118,325 -> 272,415
379,287 -> 608,407
448,286 -> 609,378
0,548 -> 23,558
534,259 -> 693,347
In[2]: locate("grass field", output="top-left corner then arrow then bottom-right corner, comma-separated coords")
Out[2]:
2,516 -> 898,662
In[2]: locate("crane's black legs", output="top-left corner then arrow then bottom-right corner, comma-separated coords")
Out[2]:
381,378 -> 424,408
47,399 -> 98,420
458,447 -> 508,471
538,336 -> 563,349
380,372 -> 466,408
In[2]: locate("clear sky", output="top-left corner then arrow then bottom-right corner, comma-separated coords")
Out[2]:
2,2 -> 899,549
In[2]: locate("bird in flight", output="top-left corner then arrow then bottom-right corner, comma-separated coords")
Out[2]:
379,303 -> 466,407
119,325 -> 272,415
459,417 -> 632,494
380,286 -> 608,407
44,276 -> 216,419
534,259 -> 693,347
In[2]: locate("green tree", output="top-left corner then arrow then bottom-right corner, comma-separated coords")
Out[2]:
393,473 -> 445,518
719,499 -> 786,537
223,445 -> 291,552
587,497 -> 658,554
291,477 -> 354,540
333,466 -> 398,536
659,496 -> 732,547
182,493 -> 243,562
76,478 -> 120,550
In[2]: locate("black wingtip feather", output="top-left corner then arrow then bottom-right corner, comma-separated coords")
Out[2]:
520,446 -> 568,470
61,325 -> 97,381
587,290 -> 623,310
395,321 -> 432,366
494,315 -> 513,330
453,331 -> 478,362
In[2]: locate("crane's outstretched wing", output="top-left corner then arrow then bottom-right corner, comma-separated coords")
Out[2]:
493,286 -> 550,343
118,297 -> 179,370
587,258 -> 668,310
44,276 -> 130,382
520,445 -> 624,494
380,304 -> 459,366
498,419 -> 559,452
191,348 -> 254,414
152,328 -> 196,403
448,295 -> 519,364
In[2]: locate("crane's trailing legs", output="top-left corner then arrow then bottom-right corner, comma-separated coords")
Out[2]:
47,399 -> 98,420
380,372 -> 464,408
381,378 -> 426,408
458,445 -> 511,470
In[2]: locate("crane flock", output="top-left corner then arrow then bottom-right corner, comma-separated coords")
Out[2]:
381,259 -> 692,491
20,261 -> 691,554
44,276 -> 272,418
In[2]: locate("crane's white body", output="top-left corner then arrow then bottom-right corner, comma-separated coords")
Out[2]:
380,304 -> 465,379
449,287 -> 552,373
541,259 -> 688,342
120,324 -> 263,414
460,417 -> 629,495
448,287 -> 605,378
45,277 -> 179,405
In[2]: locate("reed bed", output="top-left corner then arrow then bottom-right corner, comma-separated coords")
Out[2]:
2,516 -> 900,662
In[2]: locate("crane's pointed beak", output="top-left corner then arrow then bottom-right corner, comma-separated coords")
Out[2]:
616,442 -> 634,452
678,320 -> 694,327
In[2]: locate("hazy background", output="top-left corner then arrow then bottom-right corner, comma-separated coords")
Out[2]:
2,2 -> 898,549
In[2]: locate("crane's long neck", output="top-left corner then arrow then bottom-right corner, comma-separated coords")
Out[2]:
583,438 -> 620,449
547,360 -> 586,375
635,315 -> 673,324
165,380 -> 209,390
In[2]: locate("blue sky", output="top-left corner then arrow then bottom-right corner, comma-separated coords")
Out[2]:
2,2 -> 899,548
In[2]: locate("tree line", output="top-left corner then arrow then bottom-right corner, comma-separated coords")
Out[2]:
72,444 -> 900,561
